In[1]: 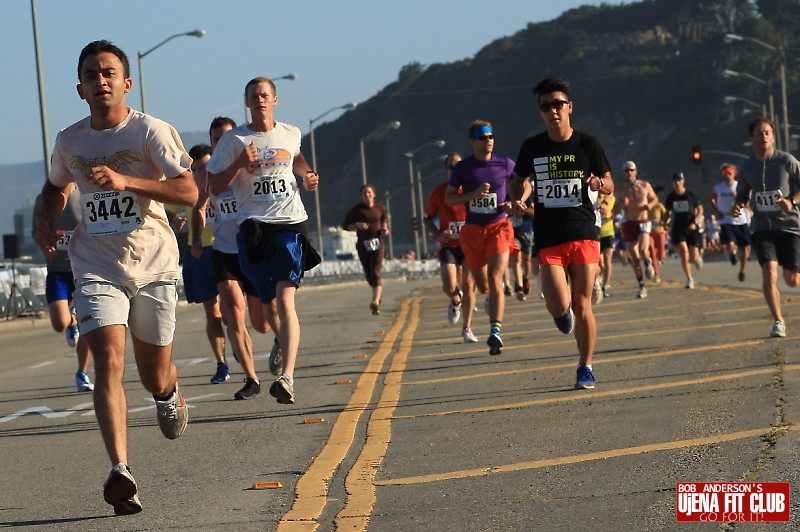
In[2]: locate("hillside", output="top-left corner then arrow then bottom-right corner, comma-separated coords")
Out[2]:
3,0 -> 799,255
304,0 -> 799,253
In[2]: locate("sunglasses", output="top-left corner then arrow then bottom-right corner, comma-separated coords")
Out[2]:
475,134 -> 493,141
538,99 -> 570,112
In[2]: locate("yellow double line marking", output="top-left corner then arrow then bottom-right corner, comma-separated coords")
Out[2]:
277,297 -> 420,532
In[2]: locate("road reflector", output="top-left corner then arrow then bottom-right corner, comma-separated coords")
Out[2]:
335,379 -> 352,384
252,482 -> 282,489
304,418 -> 325,423
354,354 -> 368,359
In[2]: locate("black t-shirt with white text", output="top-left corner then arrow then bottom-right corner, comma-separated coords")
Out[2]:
665,190 -> 700,228
514,129 -> 611,250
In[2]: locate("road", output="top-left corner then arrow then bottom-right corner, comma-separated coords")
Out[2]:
0,257 -> 798,531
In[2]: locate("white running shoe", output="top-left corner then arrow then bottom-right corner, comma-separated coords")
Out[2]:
447,301 -> 462,325
462,327 -> 478,343
591,278 -> 603,304
771,320 -> 786,338
637,284 -> 647,299
686,278 -> 695,289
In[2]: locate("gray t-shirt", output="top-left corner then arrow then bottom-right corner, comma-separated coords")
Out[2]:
737,149 -> 800,235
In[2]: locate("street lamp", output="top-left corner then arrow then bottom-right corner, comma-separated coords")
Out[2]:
359,121 -> 401,186
308,102 -> 358,257
721,68 -> 777,147
384,191 -> 394,260
405,140 -> 446,259
723,33 -> 790,151
723,95 -> 767,116
138,29 -> 206,114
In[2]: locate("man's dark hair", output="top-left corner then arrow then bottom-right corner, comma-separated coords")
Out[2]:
748,116 -> 776,137
78,40 -> 130,79
533,78 -> 571,100
189,144 -> 213,160
209,116 -> 237,138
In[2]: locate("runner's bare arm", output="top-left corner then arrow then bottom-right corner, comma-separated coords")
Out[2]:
208,142 -> 258,195
35,180 -> 71,248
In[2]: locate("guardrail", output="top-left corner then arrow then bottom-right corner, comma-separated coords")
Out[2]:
0,259 -> 440,317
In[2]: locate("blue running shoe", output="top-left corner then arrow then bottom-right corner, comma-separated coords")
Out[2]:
75,371 -> 94,392
487,333 -> 503,355
210,362 -> 230,384
575,365 -> 595,389
554,308 -> 575,334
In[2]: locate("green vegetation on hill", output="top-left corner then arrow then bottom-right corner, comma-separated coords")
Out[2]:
307,0 -> 800,253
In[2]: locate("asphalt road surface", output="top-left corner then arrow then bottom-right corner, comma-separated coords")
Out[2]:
1,256 -> 798,531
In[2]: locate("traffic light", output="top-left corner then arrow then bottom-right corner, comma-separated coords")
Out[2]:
691,145 -> 702,165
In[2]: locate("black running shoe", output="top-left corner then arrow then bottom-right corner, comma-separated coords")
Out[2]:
103,464 -> 142,516
234,378 -> 260,400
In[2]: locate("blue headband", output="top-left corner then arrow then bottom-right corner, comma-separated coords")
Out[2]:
470,125 -> 493,139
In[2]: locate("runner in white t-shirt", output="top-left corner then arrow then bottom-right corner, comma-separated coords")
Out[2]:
35,40 -> 198,516
207,77 -> 320,406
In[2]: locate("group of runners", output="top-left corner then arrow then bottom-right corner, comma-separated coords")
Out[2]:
30,38 -> 800,517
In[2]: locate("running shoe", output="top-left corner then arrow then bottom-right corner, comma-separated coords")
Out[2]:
554,307 -> 575,334
685,278 -> 695,289
694,257 -> 704,270
539,291 -> 545,300
369,300 -> 380,315
523,276 -> 530,295
234,378 -> 261,400
575,365 -> 595,390
487,332 -> 503,355
637,284 -> 648,299
209,362 -> 230,384
653,274 -> 661,283
644,260 -> 655,280
602,286 -> 611,298
730,253 -> 738,266
103,464 -> 142,516
75,371 -> 94,392
738,272 -> 746,282
771,320 -> 786,338
447,300 -> 462,325
65,324 -> 79,348
515,286 -> 526,301
270,374 -> 295,404
503,284 -> 512,297
268,338 -> 283,376
155,383 -> 188,439
591,278 -> 603,305
462,327 -> 478,343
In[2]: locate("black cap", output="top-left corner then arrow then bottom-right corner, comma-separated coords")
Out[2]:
671,172 -> 685,181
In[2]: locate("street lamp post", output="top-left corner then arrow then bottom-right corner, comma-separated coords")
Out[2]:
384,191 -> 394,260
30,0 -> 50,175
724,33 -> 790,151
308,102 -> 358,257
414,154 -> 447,258
138,29 -> 205,114
359,121 -> 401,186
405,140 -> 445,259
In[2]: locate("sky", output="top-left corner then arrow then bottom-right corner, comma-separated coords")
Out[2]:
1,0 -> 610,167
